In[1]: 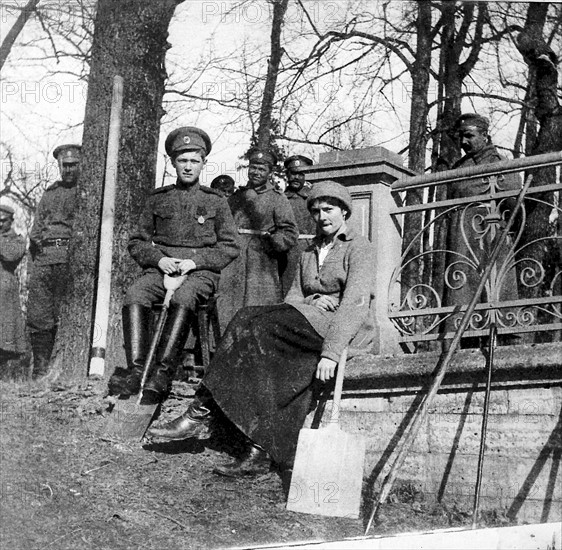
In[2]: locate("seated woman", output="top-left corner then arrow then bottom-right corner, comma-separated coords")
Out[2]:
148,180 -> 376,477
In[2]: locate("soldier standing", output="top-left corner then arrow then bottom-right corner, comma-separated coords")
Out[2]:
217,149 -> 298,330
108,127 -> 239,404
280,155 -> 316,297
0,204 -> 27,373
442,114 -> 520,347
27,144 -> 81,378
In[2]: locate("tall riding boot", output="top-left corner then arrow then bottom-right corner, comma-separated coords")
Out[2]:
30,329 -> 55,379
147,386 -> 214,440
142,304 -> 192,404
108,304 -> 151,396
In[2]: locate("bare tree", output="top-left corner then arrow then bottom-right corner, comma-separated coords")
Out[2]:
0,0 -> 41,71
50,0 -> 185,380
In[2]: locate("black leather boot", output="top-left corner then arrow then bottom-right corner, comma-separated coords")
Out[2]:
30,329 -> 55,379
142,304 -> 191,404
147,391 -> 213,440
213,443 -> 270,478
108,304 -> 151,396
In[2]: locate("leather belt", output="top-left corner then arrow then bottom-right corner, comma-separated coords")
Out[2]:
298,234 -> 315,240
238,228 -> 269,236
43,238 -> 70,248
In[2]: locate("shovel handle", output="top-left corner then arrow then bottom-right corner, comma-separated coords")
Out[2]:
330,348 -> 348,425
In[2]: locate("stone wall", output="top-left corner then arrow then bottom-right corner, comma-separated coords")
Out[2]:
307,343 -> 562,523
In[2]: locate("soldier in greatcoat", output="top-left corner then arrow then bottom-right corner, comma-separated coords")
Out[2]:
27,144 -> 81,377
279,155 -> 316,297
216,149 -> 298,330
0,204 -> 27,371
108,127 -> 239,403
443,114 -> 521,346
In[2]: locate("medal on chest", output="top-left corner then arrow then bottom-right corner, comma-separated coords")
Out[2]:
196,205 -> 207,224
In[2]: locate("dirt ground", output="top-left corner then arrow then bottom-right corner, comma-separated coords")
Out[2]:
0,377 -> 514,550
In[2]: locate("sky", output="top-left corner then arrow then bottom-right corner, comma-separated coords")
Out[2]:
0,0 -> 413,197
0,0 -> 552,212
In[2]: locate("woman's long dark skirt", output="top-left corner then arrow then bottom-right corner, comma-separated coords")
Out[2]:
203,304 -> 324,466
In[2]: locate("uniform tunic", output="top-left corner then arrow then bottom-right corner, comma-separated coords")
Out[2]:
125,181 -> 239,307
27,181 -> 78,332
0,229 -> 27,355
443,144 -> 521,335
216,181 -> 298,330
280,187 -> 317,297
204,226 -> 376,465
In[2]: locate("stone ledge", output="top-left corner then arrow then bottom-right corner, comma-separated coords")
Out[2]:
344,342 -> 562,391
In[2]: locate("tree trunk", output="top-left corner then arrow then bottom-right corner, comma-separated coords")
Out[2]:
256,0 -> 289,150
402,1 -> 432,342
515,3 -> 562,342
0,0 -> 40,72
52,0 -> 184,380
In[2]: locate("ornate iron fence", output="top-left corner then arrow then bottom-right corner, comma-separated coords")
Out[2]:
388,151 -> 562,346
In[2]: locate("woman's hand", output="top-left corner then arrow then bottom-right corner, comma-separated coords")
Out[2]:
311,295 -> 339,312
315,357 -> 337,381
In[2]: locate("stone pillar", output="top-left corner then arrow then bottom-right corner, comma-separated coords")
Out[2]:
303,146 -> 416,355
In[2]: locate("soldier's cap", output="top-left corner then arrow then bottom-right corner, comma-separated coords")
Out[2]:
211,174 -> 235,188
248,148 -> 277,167
53,144 -> 82,162
0,203 -> 15,216
165,127 -> 212,157
455,113 -> 490,132
284,155 -> 313,171
307,180 -> 352,218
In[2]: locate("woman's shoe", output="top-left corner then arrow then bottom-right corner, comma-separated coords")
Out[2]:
213,445 -> 270,478
147,398 -> 212,440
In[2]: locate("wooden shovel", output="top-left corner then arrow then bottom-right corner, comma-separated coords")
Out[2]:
101,273 -> 187,441
287,348 -> 365,518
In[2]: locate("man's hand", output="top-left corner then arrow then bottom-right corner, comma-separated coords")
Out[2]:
158,257 -> 180,275
311,295 -> 339,312
315,357 -> 337,381
177,259 -> 196,275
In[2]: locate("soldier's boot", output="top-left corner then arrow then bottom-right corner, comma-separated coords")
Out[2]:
142,304 -> 192,404
147,387 -> 214,440
108,304 -> 151,396
30,329 -> 55,379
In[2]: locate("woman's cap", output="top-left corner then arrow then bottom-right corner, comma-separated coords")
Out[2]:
307,180 -> 352,215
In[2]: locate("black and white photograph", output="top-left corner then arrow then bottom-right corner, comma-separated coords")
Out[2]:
0,1 -> 561,549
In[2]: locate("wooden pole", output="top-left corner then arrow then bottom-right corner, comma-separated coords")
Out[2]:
89,75 -> 124,377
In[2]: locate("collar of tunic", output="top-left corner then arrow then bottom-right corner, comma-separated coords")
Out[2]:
245,181 -> 274,194
285,187 -> 309,199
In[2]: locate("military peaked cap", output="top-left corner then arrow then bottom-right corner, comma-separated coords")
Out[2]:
248,148 -> 277,167
165,127 -> 212,157
455,113 -> 490,131
53,144 -> 82,161
211,174 -> 235,188
284,155 -> 313,171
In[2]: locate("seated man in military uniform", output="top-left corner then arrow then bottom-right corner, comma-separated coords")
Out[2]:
108,127 -> 239,403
